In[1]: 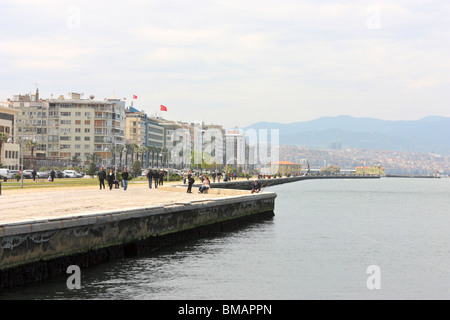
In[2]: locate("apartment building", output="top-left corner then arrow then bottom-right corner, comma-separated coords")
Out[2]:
3,91 -> 125,168
0,106 -> 20,170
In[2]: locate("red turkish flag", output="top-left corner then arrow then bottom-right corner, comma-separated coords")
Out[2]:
160,105 -> 167,111
133,95 -> 137,99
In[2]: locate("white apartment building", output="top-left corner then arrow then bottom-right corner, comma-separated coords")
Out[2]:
0,106 -> 20,170
3,91 -> 125,169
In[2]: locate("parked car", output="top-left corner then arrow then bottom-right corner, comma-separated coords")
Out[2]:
0,169 -> 14,179
63,170 -> 78,178
22,170 -> 33,179
37,171 -> 49,179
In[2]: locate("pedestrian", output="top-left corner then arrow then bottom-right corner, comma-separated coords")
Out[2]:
146,169 -> 153,188
122,168 -> 129,191
187,170 -> 194,193
50,169 -> 55,182
159,170 -> 164,186
183,171 -> 187,184
154,169 -> 159,188
198,176 -> 210,193
212,172 -> 216,183
107,169 -> 115,190
98,166 -> 106,190
251,179 -> 262,194
32,169 -> 37,182
217,172 -> 221,183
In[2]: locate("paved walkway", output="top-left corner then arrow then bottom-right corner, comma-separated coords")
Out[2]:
0,182 -> 237,225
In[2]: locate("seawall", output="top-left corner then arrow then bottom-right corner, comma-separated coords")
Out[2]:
0,189 -> 276,290
193,175 -> 381,190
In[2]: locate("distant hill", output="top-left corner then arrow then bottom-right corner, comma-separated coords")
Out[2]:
245,115 -> 450,154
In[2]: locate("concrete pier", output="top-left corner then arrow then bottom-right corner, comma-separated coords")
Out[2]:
0,184 -> 276,290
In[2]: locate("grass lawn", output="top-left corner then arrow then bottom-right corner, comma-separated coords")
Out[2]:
0,176 -> 177,190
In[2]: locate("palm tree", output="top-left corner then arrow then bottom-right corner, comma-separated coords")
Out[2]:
155,147 -> 162,168
129,143 -> 138,164
87,153 -> 101,165
116,145 -> 124,166
25,139 -> 38,169
124,143 -> 133,167
161,146 -> 168,168
136,146 -> 146,165
71,155 -> 81,167
0,133 -> 7,166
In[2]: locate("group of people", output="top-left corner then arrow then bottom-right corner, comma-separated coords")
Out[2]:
146,169 -> 166,189
182,171 -> 210,194
98,167 -> 129,191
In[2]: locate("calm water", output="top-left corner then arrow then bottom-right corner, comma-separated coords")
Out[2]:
1,178 -> 449,300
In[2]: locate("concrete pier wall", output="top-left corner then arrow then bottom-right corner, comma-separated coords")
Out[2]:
0,192 -> 276,290
194,175 -> 381,191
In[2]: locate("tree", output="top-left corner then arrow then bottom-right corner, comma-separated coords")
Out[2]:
87,161 -> 98,177
87,153 -> 101,166
71,155 -> 82,167
25,139 -> 38,169
116,145 -> 124,166
132,160 -> 142,177
129,143 -> 138,164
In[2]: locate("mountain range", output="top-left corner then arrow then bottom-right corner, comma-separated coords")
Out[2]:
245,115 -> 450,155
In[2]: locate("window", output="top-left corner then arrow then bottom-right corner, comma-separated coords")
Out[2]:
85,128 -> 90,133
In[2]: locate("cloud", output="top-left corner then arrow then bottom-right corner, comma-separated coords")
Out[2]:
1,0 -> 449,127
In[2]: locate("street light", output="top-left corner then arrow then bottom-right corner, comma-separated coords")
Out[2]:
7,120 -> 36,188
104,147 -> 109,169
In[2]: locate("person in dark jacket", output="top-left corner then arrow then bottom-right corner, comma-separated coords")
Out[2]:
122,168 -> 129,191
50,170 -> 56,182
106,169 -> 115,190
146,169 -> 153,189
98,167 -> 106,190
187,170 -> 194,193
159,170 -> 164,186
251,180 -> 262,193
153,169 -> 159,188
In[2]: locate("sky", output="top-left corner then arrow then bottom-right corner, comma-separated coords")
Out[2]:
1,0 -> 449,128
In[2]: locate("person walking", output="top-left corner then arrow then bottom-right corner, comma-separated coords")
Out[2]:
106,169 -> 115,190
187,170 -> 194,193
122,168 -> 129,191
50,169 -> 56,182
146,169 -> 153,189
154,169 -> 159,188
98,166 -> 106,190
159,170 -> 164,186
32,169 -> 37,182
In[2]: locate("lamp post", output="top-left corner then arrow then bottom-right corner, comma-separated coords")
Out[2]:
123,147 -> 127,168
104,147 -> 109,169
7,120 -> 36,188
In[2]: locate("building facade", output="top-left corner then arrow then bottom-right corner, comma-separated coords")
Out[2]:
3,91 -> 125,169
0,106 -> 20,170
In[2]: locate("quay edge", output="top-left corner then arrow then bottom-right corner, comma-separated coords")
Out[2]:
0,191 -> 276,290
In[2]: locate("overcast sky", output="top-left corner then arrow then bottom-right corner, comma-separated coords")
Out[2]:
1,0 -> 449,128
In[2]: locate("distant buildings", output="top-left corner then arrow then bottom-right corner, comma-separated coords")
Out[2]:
1,88 -> 270,172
